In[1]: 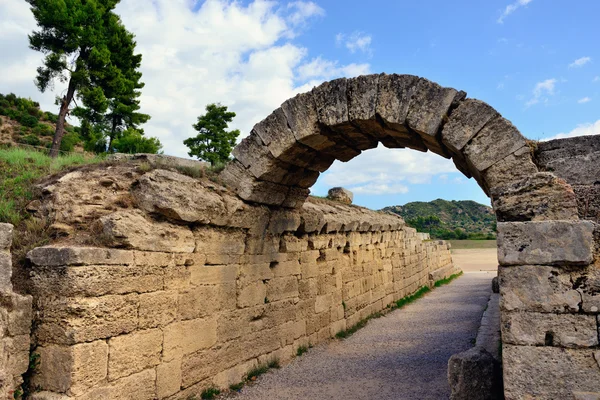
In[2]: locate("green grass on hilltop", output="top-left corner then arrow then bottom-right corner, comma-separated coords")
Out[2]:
0,147 -> 103,225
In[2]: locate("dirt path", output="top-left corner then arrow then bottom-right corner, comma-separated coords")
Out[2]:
229,272 -> 494,400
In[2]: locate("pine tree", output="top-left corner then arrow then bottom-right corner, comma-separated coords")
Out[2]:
184,104 -> 240,165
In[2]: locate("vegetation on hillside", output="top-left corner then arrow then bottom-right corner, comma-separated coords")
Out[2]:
383,199 -> 496,240
0,147 -> 102,225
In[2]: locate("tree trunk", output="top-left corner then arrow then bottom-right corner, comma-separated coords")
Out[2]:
49,78 -> 77,158
108,114 -> 118,152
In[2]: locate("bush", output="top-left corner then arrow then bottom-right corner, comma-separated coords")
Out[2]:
18,113 -> 39,128
43,111 -> 58,123
27,106 -> 41,117
18,134 -> 41,146
112,130 -> 162,154
60,132 -> 81,152
34,124 -> 54,137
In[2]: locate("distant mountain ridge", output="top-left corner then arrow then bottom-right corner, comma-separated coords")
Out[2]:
382,199 -> 496,240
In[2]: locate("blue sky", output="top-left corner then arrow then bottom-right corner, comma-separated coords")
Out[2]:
1,0 -> 599,210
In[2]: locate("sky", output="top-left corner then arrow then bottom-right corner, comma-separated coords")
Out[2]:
1,0 -> 599,210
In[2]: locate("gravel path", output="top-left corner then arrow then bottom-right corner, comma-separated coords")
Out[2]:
230,272 -> 494,400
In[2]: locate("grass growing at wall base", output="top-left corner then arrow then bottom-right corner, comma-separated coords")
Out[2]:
335,271 -> 464,340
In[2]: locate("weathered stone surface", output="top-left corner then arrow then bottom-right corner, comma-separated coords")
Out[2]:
108,329 -> 162,380
503,345 -> 600,400
28,246 -> 133,267
34,341 -> 108,396
573,185 -> 600,222
491,172 -> 579,222
482,146 -> 538,190
313,78 -> 349,127
497,221 -> 594,266
498,265 -> 581,313
132,169 -> 228,223
0,252 -> 12,291
442,99 -> 499,153
96,211 -> 195,253
447,346 -> 503,400
536,135 -> 600,185
232,133 -> 293,183
326,187 -> 353,204
491,277 -> 499,294
501,312 -> 598,348
281,91 -> 336,151
157,358 -> 182,399
163,317 -> 218,361
194,226 -> 246,255
406,78 -> 464,156
375,74 -> 418,130
220,160 -> 288,206
464,116 -> 527,172
0,223 -> 12,250
347,74 -> 380,122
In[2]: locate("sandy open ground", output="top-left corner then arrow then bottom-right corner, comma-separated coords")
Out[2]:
451,248 -> 498,273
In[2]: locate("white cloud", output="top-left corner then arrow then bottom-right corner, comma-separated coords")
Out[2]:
546,120 -> 600,140
497,0 -> 533,24
319,145 -> 460,196
578,97 -> 591,104
569,56 -> 591,68
593,76 -> 600,83
336,31 -> 373,55
0,0 -> 369,158
525,78 -> 557,107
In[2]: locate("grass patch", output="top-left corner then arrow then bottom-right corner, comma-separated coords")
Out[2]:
246,364 -> 269,381
296,345 -> 309,356
433,271 -> 463,287
0,147 -> 102,225
200,387 -> 220,399
267,359 -> 280,369
229,382 -> 244,392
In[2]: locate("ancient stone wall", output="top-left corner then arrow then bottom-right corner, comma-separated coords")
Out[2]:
0,223 -> 33,398
22,166 -> 457,399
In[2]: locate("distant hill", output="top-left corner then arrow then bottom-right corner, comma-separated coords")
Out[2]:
0,93 -> 83,152
382,199 -> 496,240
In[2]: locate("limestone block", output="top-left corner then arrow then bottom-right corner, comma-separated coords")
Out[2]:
133,250 -> 174,266
447,346 -> 503,400
0,252 -> 12,291
36,294 -> 138,345
498,265 -> 581,313
238,263 -> 273,283
232,133 -> 290,183
96,211 -> 195,253
327,187 -> 353,204
29,392 -> 71,400
442,99 -> 499,153
503,345 -> 600,400
497,221 -> 594,266
162,317 -> 218,361
251,108 -> 301,162
482,146 -> 538,190
280,235 -> 308,253
156,358 -> 182,399
132,169 -> 228,223
536,135 -> 600,185
220,161 -> 288,206
268,210 -> 302,234
108,329 -> 162,380
281,91 -> 336,151
77,368 -> 156,400
0,223 -> 12,250
282,187 -> 311,209
271,260 -> 301,277
298,204 -> 327,234
376,74 -> 418,130
138,291 -> 177,329
190,264 -> 237,285
312,78 -> 349,127
237,281 -> 267,308
34,341 -> 108,396
491,173 -> 578,222
30,264 -> 164,297
177,283 -> 236,320
5,292 -> 32,336
28,246 -> 133,267
502,312 -> 598,348
1,334 -> 30,379
266,277 -> 299,302
463,116 -> 527,173
315,293 -> 333,314
194,226 -> 246,255
573,393 -> 600,400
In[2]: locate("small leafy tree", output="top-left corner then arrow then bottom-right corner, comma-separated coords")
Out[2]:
184,103 -> 240,165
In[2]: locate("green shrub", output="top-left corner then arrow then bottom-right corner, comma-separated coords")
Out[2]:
18,113 -> 39,128
60,132 -> 81,152
18,135 -> 41,146
34,124 -> 54,137
43,111 -> 58,123
200,387 -> 220,399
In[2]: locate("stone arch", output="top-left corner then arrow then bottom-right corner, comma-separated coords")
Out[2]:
221,73 -> 554,214
221,74 -> 600,398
